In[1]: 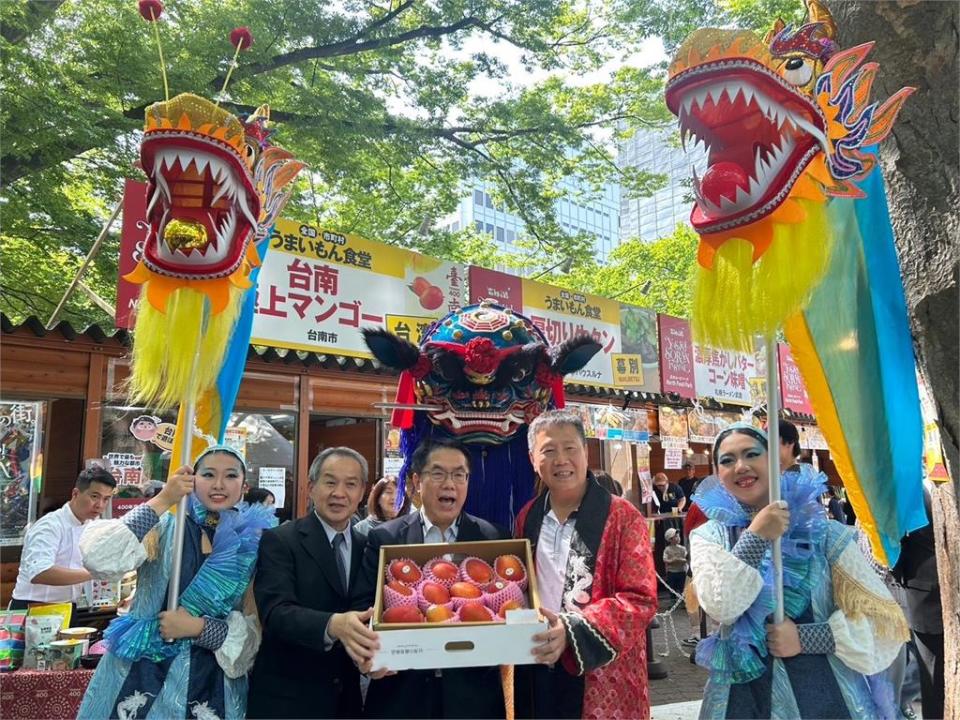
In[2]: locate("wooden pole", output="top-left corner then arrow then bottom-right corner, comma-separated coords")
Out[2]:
46,199 -> 123,330
765,336 -> 784,623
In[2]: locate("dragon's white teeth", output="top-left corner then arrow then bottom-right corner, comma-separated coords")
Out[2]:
145,184 -> 163,218
235,191 -> 258,230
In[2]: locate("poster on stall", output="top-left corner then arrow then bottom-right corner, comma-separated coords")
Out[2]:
798,424 -> 829,450
617,305 -> 661,392
224,426 -> 248,461
383,422 -> 405,477
693,342 -> 761,406
657,406 -> 689,448
687,409 -> 743,444
778,343 -> 813,415
664,448 -> 685,470
0,401 -> 43,546
469,267 -> 622,388
258,467 -> 287,508
658,314 -> 696,399
566,403 -> 599,439
252,219 -> 465,356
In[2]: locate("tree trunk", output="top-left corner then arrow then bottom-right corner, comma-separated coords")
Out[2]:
827,3 -> 959,714
826,0 -> 959,482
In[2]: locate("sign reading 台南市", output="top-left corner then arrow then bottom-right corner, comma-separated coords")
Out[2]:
468,267 -> 622,387
693,342 -> 760,406
252,219 -> 465,356
658,315 -> 696,399
778,343 -> 813,415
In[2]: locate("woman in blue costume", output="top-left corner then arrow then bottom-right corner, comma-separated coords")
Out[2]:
691,424 -> 908,719
77,445 -> 275,719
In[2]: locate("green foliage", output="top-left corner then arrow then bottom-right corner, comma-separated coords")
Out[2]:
542,223 -> 699,318
0,0 -> 801,328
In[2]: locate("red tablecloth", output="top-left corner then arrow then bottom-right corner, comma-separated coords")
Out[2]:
0,669 -> 93,719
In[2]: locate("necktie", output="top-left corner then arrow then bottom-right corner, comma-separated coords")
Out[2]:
333,532 -> 348,592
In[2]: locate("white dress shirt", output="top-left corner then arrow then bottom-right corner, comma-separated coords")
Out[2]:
535,494 -> 578,613
13,503 -> 88,603
420,508 -> 459,544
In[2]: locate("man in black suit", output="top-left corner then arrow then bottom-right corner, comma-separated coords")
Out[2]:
248,447 -> 379,719
356,438 -> 507,719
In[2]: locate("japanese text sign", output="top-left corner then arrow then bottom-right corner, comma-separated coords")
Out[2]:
693,341 -> 760,406
252,219 -> 466,357
658,315 -> 696,399
778,343 -> 813,415
468,267 -> 622,388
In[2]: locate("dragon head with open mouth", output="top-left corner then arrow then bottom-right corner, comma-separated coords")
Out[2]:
126,92 -> 304,408
664,0 -> 913,346
665,0 -> 912,264
128,93 -> 303,314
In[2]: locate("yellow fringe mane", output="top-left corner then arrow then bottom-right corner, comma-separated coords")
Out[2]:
693,199 -> 834,349
128,284 -> 242,410
832,564 -> 911,642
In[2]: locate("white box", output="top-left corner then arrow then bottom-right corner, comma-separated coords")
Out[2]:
370,539 -> 547,671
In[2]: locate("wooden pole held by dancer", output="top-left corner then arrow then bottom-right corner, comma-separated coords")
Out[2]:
764,335 -> 784,624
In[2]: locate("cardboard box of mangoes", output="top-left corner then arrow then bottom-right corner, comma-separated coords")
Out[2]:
370,538 -> 547,671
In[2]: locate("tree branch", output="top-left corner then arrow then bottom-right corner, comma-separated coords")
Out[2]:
211,15 -> 482,90
2,0 -> 66,45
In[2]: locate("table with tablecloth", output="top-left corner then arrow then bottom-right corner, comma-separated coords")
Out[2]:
0,669 -> 94,719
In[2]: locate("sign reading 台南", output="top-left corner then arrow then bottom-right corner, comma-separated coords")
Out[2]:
658,315 -> 696,399
468,267 -> 621,387
693,342 -> 760,406
252,219 -> 465,356
778,343 -> 813,415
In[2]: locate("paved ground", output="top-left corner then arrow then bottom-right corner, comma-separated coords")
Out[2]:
648,596 -> 709,709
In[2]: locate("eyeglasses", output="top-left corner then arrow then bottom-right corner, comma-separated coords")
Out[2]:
423,469 -> 470,485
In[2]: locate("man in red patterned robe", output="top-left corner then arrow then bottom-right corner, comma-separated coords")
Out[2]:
514,410 -> 658,719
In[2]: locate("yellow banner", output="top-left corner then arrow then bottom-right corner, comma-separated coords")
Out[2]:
611,353 -> 645,387
385,314 -> 436,346
267,218 -> 447,279
521,277 -> 619,324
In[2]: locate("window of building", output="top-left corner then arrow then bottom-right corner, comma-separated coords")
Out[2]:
495,226 -> 504,243
474,189 -> 484,206
485,193 -> 494,209
505,229 -> 515,244
485,223 -> 494,235
450,221 -> 460,232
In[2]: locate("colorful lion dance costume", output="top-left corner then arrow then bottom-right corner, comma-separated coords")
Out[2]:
665,0 -> 925,564
364,301 -> 600,527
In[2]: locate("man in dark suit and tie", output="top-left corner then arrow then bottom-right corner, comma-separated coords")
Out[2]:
356,438 -> 508,719
248,447 -> 379,719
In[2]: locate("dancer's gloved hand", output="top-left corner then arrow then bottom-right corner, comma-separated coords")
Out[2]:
748,500 -> 790,540
766,618 -> 801,657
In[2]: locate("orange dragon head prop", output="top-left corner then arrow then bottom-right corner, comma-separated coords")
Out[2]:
664,0 -> 913,348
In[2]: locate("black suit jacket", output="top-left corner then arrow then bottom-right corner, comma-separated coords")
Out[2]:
355,511 -> 508,719
248,514 -> 366,719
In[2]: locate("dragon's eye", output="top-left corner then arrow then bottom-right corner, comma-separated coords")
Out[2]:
512,369 -> 528,382
243,142 -> 258,164
781,56 -> 814,87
